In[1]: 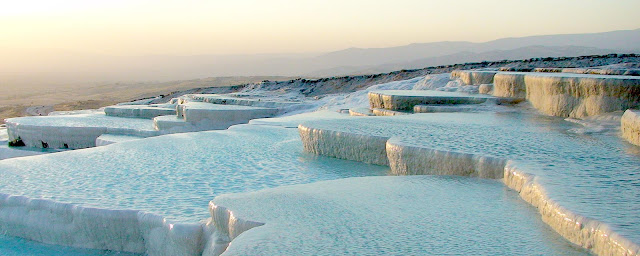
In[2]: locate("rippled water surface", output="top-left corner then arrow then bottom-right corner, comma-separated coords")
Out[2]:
0,125 -> 388,222
0,104 -> 633,254
303,110 -> 640,244
0,235 -> 138,256
218,176 -> 587,255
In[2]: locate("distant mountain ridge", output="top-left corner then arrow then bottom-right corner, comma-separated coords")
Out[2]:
310,45 -> 625,76
307,29 -> 640,75
2,29 -> 638,85
315,41 -> 478,67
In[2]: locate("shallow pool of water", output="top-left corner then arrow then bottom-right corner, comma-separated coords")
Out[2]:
301,110 -> 640,244
217,175 -> 588,255
0,125 -> 388,222
0,235 -> 138,256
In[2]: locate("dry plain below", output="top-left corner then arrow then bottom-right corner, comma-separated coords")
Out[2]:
0,76 -> 291,123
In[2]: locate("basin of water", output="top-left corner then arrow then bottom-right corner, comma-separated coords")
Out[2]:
0,125 -> 388,222
216,176 -> 587,255
299,109 -> 640,244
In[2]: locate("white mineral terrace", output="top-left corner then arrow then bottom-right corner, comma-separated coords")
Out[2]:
496,72 -> 640,117
177,102 -> 278,123
451,70 -> 498,85
181,94 -> 314,113
5,114 -> 159,149
211,176 -> 586,255
6,97 -> 304,149
0,124 -> 389,255
1,72 -> 638,255
368,90 -> 493,111
413,104 -> 477,113
478,83 -> 493,94
347,107 -> 374,116
153,115 -> 197,132
371,108 -> 410,116
0,109 -> 599,256
622,109 -> 640,146
451,70 -> 640,118
298,111 -> 640,256
0,128 -> 50,160
95,134 -> 145,147
104,104 -> 177,119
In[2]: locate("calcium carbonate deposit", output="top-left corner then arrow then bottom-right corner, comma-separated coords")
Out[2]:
622,109 -> 640,146
0,125 -> 388,222
454,70 -> 640,118
5,114 -> 159,149
104,104 -> 177,119
1,65 -> 639,256
213,176 -> 585,255
298,111 -> 640,254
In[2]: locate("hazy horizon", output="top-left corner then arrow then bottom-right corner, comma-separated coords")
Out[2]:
1,0 -> 640,88
4,28 -> 639,58
2,0 -> 640,56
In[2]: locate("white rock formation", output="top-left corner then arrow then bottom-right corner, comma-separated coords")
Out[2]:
5,114 -> 158,149
163,102 -> 279,132
493,73 -> 527,98
178,102 -> 277,123
298,124 -> 390,166
200,203 -> 264,255
451,70 -> 640,118
298,112 -> 640,255
0,194 -> 206,255
493,73 -> 640,118
348,108 -> 374,116
504,162 -> 640,256
371,108 -> 410,116
0,122 -> 388,255
478,83 -> 493,94
182,94 -> 313,114
622,109 -> 640,146
95,134 -> 145,146
451,70 -> 498,85
2,73 -> 639,256
413,105 -> 476,113
386,138 -> 505,179
153,115 -> 198,133
368,90 -> 491,110
104,104 -> 176,119
204,176 -> 587,255
413,73 -> 454,90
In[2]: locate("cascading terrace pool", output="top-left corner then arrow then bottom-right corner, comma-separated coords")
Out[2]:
1,71 -> 638,255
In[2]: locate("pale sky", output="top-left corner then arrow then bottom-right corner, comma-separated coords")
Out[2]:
1,0 -> 639,56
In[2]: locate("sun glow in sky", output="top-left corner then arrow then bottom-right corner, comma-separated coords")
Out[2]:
1,0 -> 639,55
